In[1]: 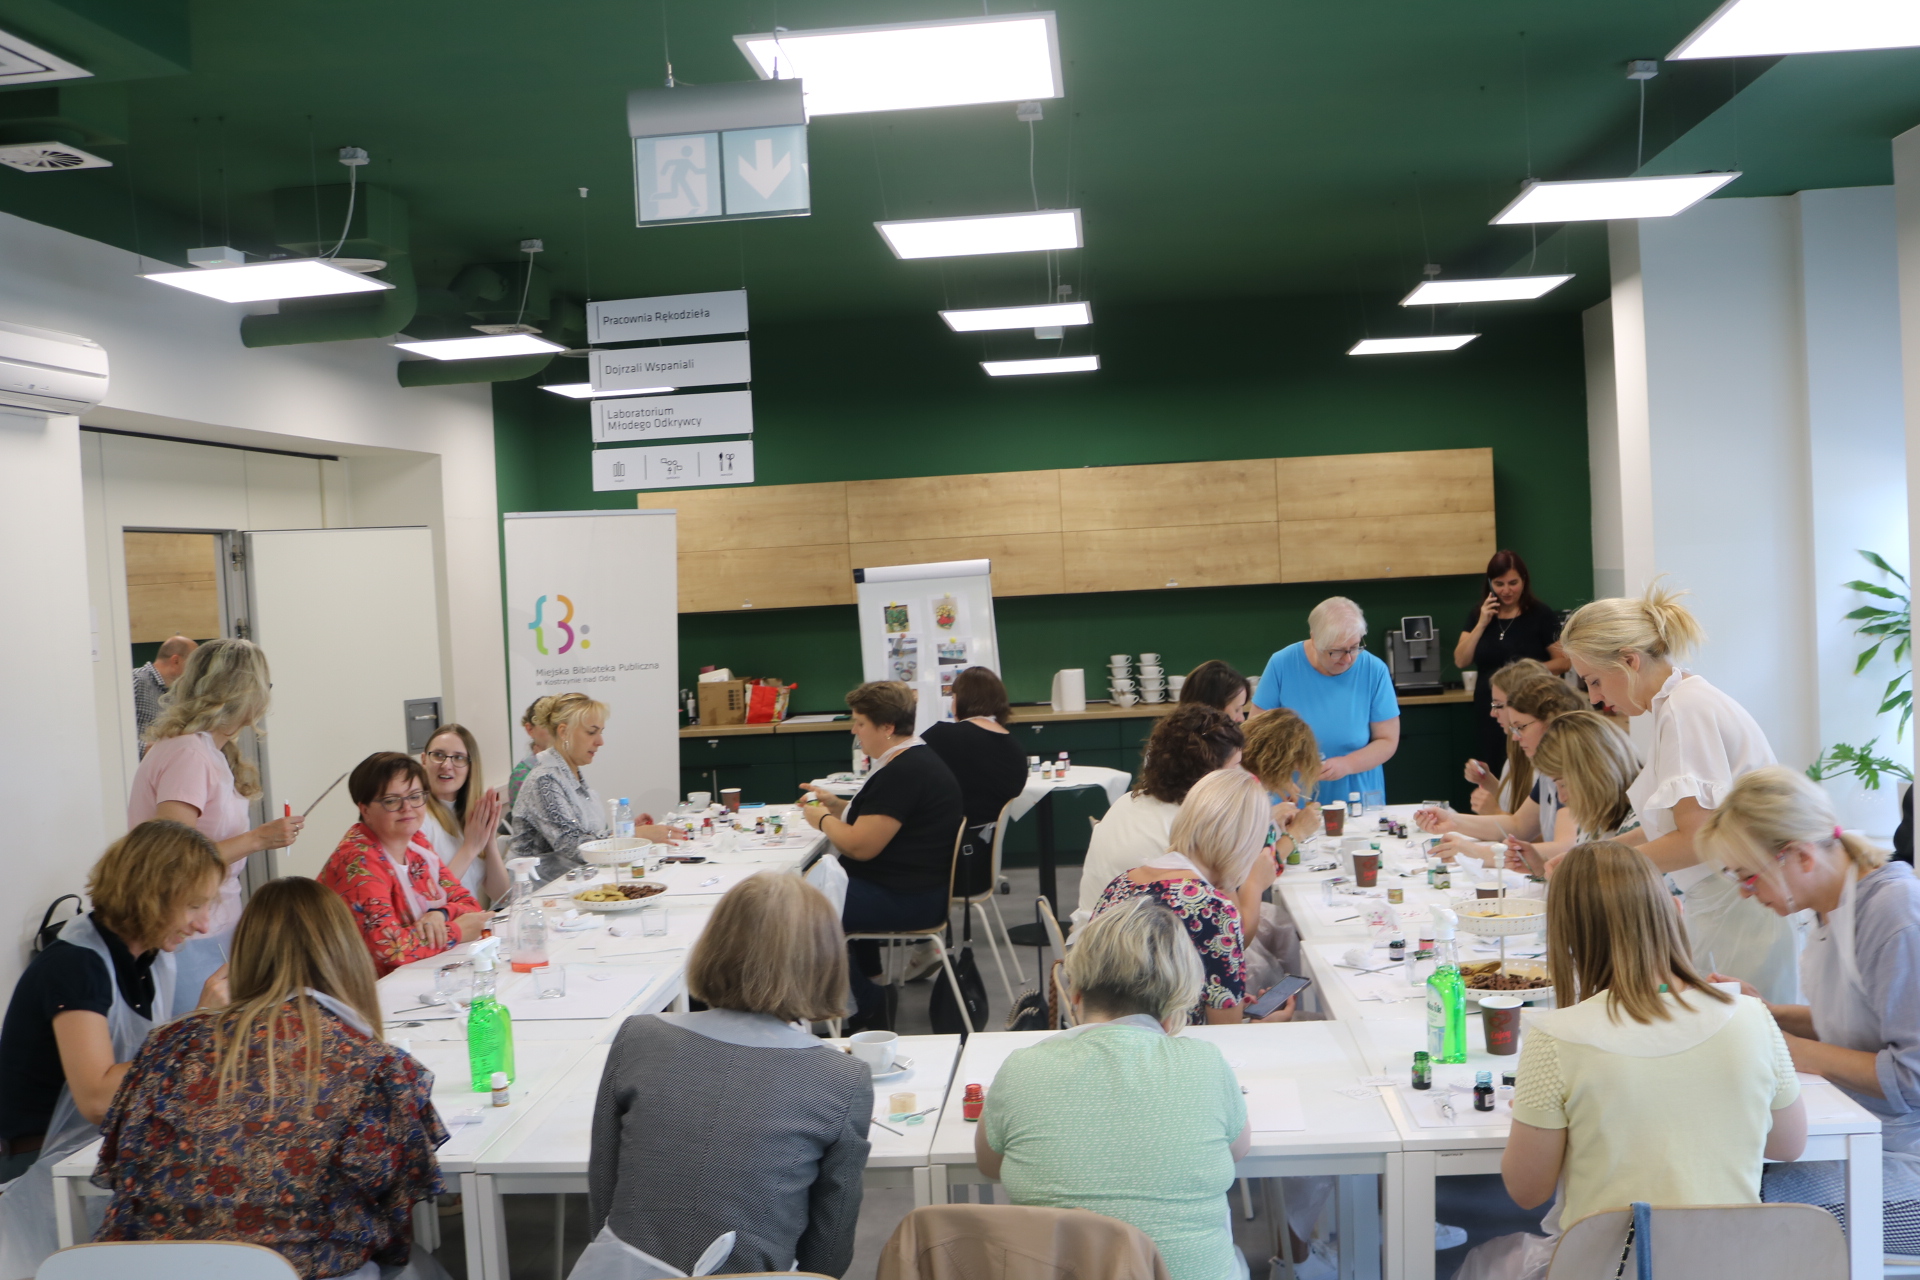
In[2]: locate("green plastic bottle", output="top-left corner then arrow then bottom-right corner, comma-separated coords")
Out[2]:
1425,907 -> 1467,1065
467,937 -> 517,1092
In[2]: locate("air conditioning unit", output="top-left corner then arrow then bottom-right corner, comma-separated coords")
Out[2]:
0,319 -> 108,414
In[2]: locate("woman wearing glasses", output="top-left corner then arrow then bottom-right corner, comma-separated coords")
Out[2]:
1700,766 -> 1920,1256
1250,596 -> 1401,806
318,751 -> 487,976
420,723 -> 507,905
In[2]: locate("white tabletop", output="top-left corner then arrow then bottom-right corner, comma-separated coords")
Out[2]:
807,766 -> 1131,819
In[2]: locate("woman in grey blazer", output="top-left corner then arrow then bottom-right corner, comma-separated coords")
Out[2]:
587,873 -> 872,1276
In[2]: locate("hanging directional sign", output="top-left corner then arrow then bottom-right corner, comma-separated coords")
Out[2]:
629,80 -> 809,227
590,339 -> 751,393
588,290 -> 748,344
593,440 -> 754,491
591,390 -> 753,444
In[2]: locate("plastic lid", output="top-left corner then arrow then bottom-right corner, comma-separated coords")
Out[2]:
470,936 -> 501,970
619,797 -> 629,804
1476,1070 -> 1493,1085
491,1071 -> 510,1088
1431,906 -> 1457,940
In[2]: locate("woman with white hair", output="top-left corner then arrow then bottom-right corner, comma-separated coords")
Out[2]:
1558,581 -> 1796,1002
1701,766 -> 1920,1255
1089,767 -> 1295,1025
1251,597 -> 1400,805
975,895 -> 1251,1280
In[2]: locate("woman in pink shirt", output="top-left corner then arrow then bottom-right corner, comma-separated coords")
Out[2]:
127,638 -> 304,1009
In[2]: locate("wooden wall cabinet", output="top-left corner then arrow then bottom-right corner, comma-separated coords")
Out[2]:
647,447 -> 1494,612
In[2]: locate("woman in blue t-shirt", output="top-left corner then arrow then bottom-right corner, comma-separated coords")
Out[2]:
1251,596 -> 1401,806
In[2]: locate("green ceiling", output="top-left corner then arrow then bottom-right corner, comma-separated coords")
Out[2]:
0,0 -> 1916,337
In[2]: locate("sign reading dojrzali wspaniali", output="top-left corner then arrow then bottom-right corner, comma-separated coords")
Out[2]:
592,440 -> 754,491
591,390 -> 753,444
588,289 -> 748,345
590,339 -> 751,393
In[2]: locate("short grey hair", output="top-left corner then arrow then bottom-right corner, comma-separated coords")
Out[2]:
1308,596 -> 1366,650
1067,896 -> 1204,1025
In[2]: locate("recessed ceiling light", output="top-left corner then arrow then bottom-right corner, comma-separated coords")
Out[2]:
877,210 -> 1082,260
540,383 -> 676,399
394,334 -> 566,361
1400,275 -> 1573,306
1491,174 -> 1739,224
941,302 -> 1091,332
982,355 -> 1099,376
1671,0 -> 1920,59
144,258 -> 394,304
1348,335 -> 1479,355
735,13 -> 1062,116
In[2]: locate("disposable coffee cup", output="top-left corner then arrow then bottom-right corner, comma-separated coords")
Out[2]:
1462,670 -> 1479,695
1482,996 -> 1525,1055
1352,850 -> 1380,888
1323,801 -> 1347,837
1476,882 -> 1502,899
721,787 -> 742,812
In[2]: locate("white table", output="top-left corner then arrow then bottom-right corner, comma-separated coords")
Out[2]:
926,1022 -> 1405,1280
464,1035 -> 963,1280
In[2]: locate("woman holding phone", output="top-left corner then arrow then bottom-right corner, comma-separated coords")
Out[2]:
1453,551 -> 1568,767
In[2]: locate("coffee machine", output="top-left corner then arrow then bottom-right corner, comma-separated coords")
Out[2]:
1387,615 -> 1445,695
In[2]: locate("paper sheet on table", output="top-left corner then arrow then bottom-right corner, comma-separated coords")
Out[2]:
1396,1083 -> 1512,1129
1235,1076 -> 1306,1131
378,967 -> 462,1021
498,962 -> 673,1020
648,862 -> 776,897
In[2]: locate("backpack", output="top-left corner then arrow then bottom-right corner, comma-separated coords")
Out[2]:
35,894 -> 83,952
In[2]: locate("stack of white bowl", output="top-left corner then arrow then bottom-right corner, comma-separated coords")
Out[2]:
1108,654 -> 1138,706
1139,652 -> 1167,703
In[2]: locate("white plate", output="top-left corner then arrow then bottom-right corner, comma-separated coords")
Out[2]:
869,1054 -> 916,1082
571,882 -> 668,912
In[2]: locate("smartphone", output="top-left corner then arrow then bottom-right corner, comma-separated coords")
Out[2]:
1246,973 -> 1312,1019
661,854 -> 708,864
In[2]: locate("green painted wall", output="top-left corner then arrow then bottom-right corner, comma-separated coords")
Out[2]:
495,291 -> 1592,820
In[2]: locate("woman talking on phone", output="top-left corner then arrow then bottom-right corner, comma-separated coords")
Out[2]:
1454,550 -> 1568,767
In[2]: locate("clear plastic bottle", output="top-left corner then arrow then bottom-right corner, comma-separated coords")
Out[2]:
614,797 -> 635,840
1425,907 -> 1467,1064
504,859 -> 548,974
466,937 -> 516,1091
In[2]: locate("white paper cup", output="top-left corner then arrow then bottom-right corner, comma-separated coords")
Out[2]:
849,1030 -> 898,1071
1462,670 -> 1479,695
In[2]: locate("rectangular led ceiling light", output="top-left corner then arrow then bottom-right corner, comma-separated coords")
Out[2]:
735,13 -> 1062,116
941,301 -> 1091,332
394,334 -> 566,361
540,383 -> 675,399
878,210 -> 1082,259
1671,0 -> 1920,58
1400,275 -> 1574,306
982,355 -> 1099,376
144,259 -> 394,304
1491,173 -> 1739,224
1348,335 -> 1480,355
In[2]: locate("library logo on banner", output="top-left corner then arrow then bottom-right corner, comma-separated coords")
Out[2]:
527,593 -> 590,654
591,390 -> 752,444
593,440 -> 754,491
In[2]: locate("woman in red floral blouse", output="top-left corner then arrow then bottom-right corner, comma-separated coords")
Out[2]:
318,752 -> 487,977
93,876 -> 448,1279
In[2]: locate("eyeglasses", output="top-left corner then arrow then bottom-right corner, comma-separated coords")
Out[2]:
1324,644 -> 1365,660
425,750 -> 470,766
1507,718 -> 1538,737
375,790 -> 429,812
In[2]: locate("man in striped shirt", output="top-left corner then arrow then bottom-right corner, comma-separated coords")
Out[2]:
131,635 -> 197,757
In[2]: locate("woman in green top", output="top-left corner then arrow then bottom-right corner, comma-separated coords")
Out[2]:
506,695 -> 557,812
977,896 -> 1250,1280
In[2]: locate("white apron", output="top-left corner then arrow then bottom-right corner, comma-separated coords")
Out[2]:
0,916 -> 175,1280
565,1226 -> 737,1280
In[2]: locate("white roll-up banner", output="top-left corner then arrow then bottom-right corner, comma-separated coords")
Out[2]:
853,558 -> 999,735
502,509 -> 679,821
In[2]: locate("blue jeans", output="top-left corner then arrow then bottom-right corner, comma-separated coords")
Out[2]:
842,876 -> 949,1025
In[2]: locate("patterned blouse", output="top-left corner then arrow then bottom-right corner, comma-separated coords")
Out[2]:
318,823 -> 485,976
92,1002 -> 448,1280
509,751 -> 607,884
1093,874 -> 1247,1022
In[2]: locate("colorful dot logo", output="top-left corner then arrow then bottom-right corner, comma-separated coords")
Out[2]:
528,594 -> 590,655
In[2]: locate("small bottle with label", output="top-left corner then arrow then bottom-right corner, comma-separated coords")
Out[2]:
491,1070 -> 511,1107
1474,1071 -> 1495,1111
1412,1051 -> 1432,1090
1388,935 -> 1406,964
1349,789 -> 1363,817
1498,1070 -> 1517,1104
614,797 -> 635,840
1056,751 -> 1071,778
962,1083 -> 986,1121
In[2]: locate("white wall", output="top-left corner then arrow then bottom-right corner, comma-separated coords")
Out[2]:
1596,188 -> 1909,835
0,207 -> 509,994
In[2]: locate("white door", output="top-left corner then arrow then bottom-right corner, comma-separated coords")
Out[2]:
245,526 -> 442,879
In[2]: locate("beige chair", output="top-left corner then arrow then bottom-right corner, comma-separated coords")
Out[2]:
1543,1203 -> 1846,1278
952,796 -> 1023,1004
39,1241 -> 299,1280
1037,896 -> 1074,1027
847,820 -> 974,1035
876,1203 -> 1171,1280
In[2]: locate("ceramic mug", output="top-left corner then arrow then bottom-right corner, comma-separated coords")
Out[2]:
1109,654 -> 1129,665
1114,692 -> 1139,706
849,1030 -> 898,1071
1168,675 -> 1187,694
1139,652 -> 1162,664
1110,677 -> 1137,690
1140,665 -> 1164,677
688,791 -> 712,808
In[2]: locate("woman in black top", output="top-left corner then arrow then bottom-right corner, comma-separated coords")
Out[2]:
923,667 -> 1028,898
1452,549 -> 1568,765
1177,659 -> 1252,723
801,681 -> 965,1031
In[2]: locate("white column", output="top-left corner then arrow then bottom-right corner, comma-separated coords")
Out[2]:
1892,125 -> 1920,798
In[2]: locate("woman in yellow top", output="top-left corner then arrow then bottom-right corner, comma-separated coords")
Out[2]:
1453,840 -> 1806,1280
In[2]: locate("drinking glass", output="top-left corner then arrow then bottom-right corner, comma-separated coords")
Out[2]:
638,903 -> 669,937
532,964 -> 568,999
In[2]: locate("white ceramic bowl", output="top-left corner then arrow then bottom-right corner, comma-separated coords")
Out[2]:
578,836 -> 655,866
1454,897 -> 1547,937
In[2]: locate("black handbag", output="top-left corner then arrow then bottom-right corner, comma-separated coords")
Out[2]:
928,943 -> 989,1038
35,894 -> 83,952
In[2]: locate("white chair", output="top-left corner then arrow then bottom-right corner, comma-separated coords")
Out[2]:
950,796 -> 1022,1004
1542,1203 -> 1845,1278
39,1241 -> 299,1280
1887,1254 -> 1920,1276
846,820 -> 974,1035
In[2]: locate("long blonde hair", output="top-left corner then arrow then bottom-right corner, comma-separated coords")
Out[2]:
1699,765 -> 1888,888
144,636 -> 270,798
1546,840 -> 1729,1024
1498,676 -> 1586,813
423,723 -> 484,836
1559,577 -> 1706,673
1167,767 -> 1270,891
1532,710 -> 1640,837
213,877 -> 383,1105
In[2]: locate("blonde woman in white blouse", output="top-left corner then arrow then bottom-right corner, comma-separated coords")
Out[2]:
1557,582 -> 1798,1003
